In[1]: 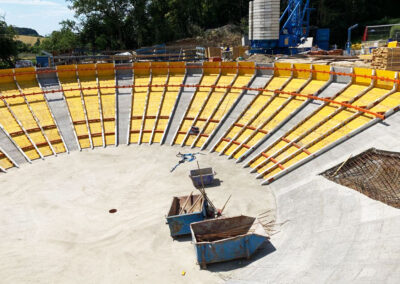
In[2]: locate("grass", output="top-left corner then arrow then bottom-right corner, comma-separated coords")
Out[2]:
15,35 -> 45,45
18,53 -> 37,60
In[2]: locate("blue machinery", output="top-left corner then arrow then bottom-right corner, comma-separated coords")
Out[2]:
250,0 -> 313,54
346,24 -> 359,55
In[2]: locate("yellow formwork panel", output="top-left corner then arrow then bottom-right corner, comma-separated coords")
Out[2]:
298,110 -> 354,146
142,74 -> 168,143
307,115 -> 372,154
153,74 -> 185,143
169,62 -> 186,75
174,119 -> 193,145
313,64 -> 331,81
185,74 -> 221,145
57,65 -> 77,81
354,67 -> 372,86
185,74 -> 219,124
283,77 -> 308,92
0,69 -> 14,84
285,106 -> 336,140
238,61 -> 255,75
14,67 -> 36,82
220,62 -> 237,75
251,140 -> 289,168
352,87 -> 389,107
134,62 -> 151,76
264,98 -> 304,129
77,63 -> 96,78
261,165 -> 282,177
80,77 -> 102,147
215,74 -> 276,153
195,73 -> 252,148
98,66 -> 116,146
252,94 -> 291,127
300,80 -> 327,96
129,73 -> 150,144
263,145 -> 299,169
151,62 -> 168,76
274,62 -> 292,77
235,147 -> 248,158
375,70 -> 396,89
293,64 -> 311,79
4,88 -> 53,157
268,151 -> 309,176
215,141 -> 228,153
60,76 -> 91,149
0,151 -> 13,169
97,63 -> 115,77
223,76 -> 292,154
370,92 -> 400,113
335,84 -> 369,102
190,73 -> 235,131
203,62 -> 221,75
18,80 -> 65,153
0,100 -> 40,160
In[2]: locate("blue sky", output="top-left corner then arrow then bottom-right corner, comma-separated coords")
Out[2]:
0,0 -> 74,36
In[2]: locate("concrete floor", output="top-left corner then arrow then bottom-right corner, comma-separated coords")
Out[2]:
227,112 -> 400,284
0,145 -> 275,284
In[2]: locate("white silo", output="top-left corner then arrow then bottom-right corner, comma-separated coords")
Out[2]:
251,0 -> 280,41
249,1 -> 254,40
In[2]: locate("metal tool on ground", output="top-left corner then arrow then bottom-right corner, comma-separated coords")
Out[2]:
179,191 -> 193,215
189,126 -> 200,135
218,194 -> 232,216
331,154 -> 353,177
195,161 -> 217,214
170,152 -> 203,172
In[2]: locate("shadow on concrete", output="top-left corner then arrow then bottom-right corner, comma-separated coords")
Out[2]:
206,241 -> 276,272
172,235 -> 192,242
193,178 -> 223,189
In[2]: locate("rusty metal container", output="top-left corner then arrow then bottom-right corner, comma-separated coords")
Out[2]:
166,194 -> 208,237
190,216 -> 268,268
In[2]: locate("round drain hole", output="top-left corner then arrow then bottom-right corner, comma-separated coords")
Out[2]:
109,209 -> 117,214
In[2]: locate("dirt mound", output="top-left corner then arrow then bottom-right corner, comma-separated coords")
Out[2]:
168,24 -> 242,47
245,54 -> 275,63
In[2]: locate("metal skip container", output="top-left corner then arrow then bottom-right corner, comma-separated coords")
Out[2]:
166,194 -> 210,237
189,167 -> 216,188
190,216 -> 269,268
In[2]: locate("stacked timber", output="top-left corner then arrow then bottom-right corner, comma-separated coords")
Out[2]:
372,47 -> 400,71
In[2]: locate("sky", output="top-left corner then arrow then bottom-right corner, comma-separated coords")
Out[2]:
0,0 -> 74,36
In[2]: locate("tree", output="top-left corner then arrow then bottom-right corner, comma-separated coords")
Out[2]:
0,18 -> 18,68
40,21 -> 79,54
67,0 -> 132,49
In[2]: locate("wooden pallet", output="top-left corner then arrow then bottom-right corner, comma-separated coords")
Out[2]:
372,47 -> 400,70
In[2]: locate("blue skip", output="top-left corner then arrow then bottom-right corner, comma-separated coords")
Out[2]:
166,194 -> 214,237
190,216 -> 269,268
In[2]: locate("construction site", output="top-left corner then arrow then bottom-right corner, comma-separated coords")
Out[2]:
0,0 -> 399,283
